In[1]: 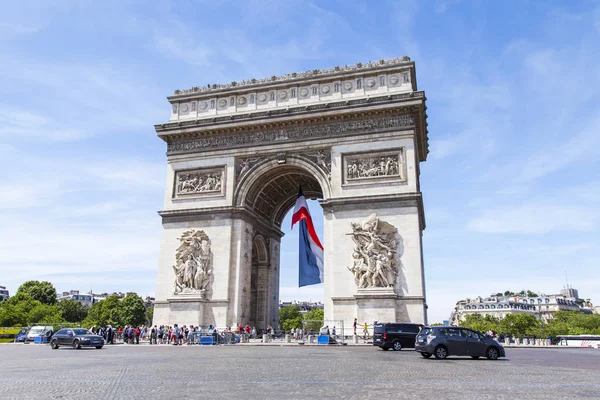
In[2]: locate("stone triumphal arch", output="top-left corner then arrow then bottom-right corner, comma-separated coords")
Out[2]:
153,57 -> 430,330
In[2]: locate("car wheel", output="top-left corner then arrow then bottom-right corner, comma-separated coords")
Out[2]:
381,347 -> 389,351
95,345 -> 103,349
420,352 -> 432,359
51,340 -> 59,350
471,356 -> 480,359
486,347 -> 499,360
434,346 -> 448,359
392,341 -> 402,351
73,339 -> 81,350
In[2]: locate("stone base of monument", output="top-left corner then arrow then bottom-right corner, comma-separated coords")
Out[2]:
330,287 -> 426,327
153,295 -> 229,327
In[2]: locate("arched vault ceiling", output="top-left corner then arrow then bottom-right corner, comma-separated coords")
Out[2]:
244,166 -> 323,228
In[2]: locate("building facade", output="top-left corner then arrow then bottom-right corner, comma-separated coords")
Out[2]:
451,289 -> 592,325
0,285 -> 9,302
152,57 -> 430,330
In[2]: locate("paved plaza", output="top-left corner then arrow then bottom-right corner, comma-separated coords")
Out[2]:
1,344 -> 599,399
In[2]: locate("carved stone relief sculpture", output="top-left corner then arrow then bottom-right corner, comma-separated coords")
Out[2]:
236,157 -> 267,181
174,167 -> 224,198
347,214 -> 400,290
173,230 -> 213,297
304,149 -> 332,179
343,149 -> 404,184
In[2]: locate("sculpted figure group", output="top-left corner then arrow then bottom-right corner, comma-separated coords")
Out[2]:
173,230 -> 212,295
347,214 -> 399,289
347,155 -> 400,180
177,172 -> 222,195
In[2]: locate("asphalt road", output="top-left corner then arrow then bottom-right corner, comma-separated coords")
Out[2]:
1,344 -> 599,400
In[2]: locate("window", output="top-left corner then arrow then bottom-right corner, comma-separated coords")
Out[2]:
444,328 -> 461,337
210,100 -> 215,109
230,97 -> 235,106
462,330 -> 480,339
191,102 -> 196,111
249,95 -> 255,104
357,79 -> 362,89
312,86 -> 318,96
380,76 -> 385,86
334,82 -> 340,92
291,89 -> 296,98
270,92 -> 275,101
402,73 -> 409,83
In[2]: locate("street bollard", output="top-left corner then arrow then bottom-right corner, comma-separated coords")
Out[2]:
504,338 -> 510,346
308,335 -> 315,344
353,335 -> 359,344
285,334 -> 291,343
262,334 -> 269,343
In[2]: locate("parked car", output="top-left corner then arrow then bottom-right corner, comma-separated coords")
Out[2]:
14,328 -> 29,342
50,328 -> 105,349
373,322 -> 424,351
415,326 -> 505,360
26,326 -> 54,342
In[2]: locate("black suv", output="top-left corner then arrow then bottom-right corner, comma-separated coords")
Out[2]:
373,322 -> 423,351
415,326 -> 505,360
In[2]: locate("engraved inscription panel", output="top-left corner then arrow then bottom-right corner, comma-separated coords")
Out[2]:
173,166 -> 225,199
343,149 -> 404,184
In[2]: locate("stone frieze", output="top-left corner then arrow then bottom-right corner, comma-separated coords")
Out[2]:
168,114 -> 414,154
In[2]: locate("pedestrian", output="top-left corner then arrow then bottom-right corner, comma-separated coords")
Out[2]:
363,322 -> 368,340
353,318 -> 358,335
135,326 -> 140,344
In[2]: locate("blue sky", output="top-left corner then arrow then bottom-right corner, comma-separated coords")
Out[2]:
1,0 -> 599,323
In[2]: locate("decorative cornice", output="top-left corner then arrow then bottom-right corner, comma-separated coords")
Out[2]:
167,112 -> 415,155
320,192 -> 426,231
158,206 -> 285,240
157,91 -> 424,133
171,56 -> 412,97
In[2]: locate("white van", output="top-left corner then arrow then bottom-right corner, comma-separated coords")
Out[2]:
26,326 -> 54,341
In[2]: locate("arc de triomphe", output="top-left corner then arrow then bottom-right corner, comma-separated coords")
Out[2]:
153,57 -> 429,330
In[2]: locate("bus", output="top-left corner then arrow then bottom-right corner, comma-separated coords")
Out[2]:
556,335 -> 600,348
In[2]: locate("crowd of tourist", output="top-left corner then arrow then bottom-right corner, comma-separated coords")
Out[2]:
89,324 -> 264,345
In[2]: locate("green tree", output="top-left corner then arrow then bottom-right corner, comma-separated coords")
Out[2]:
120,294 -> 147,326
102,295 -> 124,327
461,314 -> 500,334
498,314 -> 538,338
28,303 -> 64,324
0,304 -> 24,326
15,281 -> 57,305
303,308 -> 324,332
279,305 -> 302,330
57,299 -> 88,323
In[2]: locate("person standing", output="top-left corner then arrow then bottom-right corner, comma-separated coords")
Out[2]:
353,318 -> 358,336
135,326 -> 140,344
363,322 -> 369,340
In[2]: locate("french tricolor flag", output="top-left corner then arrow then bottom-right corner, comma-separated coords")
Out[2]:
291,187 -> 324,287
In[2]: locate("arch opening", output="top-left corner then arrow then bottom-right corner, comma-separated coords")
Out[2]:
240,162 -> 326,330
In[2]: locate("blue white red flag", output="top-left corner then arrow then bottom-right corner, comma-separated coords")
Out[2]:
291,187 -> 324,287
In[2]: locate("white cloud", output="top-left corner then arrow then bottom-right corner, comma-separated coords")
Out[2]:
467,203 -> 596,234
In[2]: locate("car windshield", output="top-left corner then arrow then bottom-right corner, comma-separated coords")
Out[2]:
29,328 -> 44,334
73,329 -> 89,335
374,324 -> 385,334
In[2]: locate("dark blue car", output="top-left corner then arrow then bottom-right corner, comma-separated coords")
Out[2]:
14,328 -> 29,343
